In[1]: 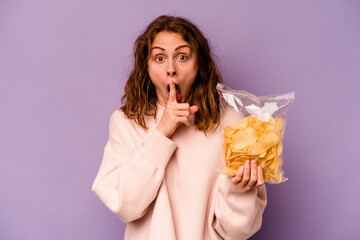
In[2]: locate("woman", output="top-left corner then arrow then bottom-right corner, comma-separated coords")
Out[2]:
92,15 -> 267,240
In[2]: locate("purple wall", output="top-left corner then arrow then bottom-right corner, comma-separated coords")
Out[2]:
1,0 -> 359,239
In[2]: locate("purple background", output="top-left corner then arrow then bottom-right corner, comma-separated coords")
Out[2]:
1,0 -> 359,239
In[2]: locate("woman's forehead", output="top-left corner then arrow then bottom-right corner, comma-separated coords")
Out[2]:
152,31 -> 188,47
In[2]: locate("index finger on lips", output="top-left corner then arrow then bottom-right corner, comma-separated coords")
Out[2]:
168,81 -> 177,104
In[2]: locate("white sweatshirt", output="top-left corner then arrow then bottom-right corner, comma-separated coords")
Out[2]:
92,103 -> 267,240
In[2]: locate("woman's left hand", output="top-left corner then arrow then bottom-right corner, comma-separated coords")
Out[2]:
230,159 -> 265,190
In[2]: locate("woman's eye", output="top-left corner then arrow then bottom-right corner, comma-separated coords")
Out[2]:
155,56 -> 164,61
178,55 -> 188,61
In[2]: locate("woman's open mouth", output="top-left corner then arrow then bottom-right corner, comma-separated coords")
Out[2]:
167,83 -> 182,103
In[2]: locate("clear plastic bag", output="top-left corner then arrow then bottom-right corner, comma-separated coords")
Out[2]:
217,83 -> 295,184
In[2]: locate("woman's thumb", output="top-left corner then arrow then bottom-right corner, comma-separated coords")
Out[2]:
190,105 -> 199,114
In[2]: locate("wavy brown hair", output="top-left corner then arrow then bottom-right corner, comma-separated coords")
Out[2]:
121,15 -> 222,132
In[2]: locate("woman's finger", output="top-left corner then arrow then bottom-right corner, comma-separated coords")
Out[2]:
178,116 -> 190,126
167,103 -> 189,111
167,109 -> 189,117
167,103 -> 198,115
245,160 -> 258,190
231,166 -> 244,184
168,81 -> 177,104
255,166 -> 265,188
237,160 -> 250,189
190,105 -> 198,114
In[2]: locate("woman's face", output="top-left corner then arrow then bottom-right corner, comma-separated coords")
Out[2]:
148,31 -> 198,106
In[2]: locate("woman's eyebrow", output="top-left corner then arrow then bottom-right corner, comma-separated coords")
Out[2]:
175,45 -> 190,51
151,46 -> 165,51
150,45 -> 190,52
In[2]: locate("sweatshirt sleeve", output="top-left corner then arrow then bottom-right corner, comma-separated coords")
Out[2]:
209,174 -> 267,240
91,110 -> 177,223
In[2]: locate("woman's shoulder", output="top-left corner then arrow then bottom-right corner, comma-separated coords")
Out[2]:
110,108 -> 127,122
108,108 -> 138,131
109,107 -> 152,135
107,108 -> 126,126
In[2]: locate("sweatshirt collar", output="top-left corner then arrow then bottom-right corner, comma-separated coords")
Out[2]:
155,102 -> 165,124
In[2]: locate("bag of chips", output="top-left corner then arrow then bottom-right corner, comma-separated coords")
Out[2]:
217,83 -> 295,184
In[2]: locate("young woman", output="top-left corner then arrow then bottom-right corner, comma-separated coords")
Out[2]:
92,15 -> 267,240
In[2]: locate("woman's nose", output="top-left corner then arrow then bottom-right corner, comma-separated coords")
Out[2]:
166,60 -> 177,77
167,70 -> 177,77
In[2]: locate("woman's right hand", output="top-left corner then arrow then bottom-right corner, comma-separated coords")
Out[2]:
156,81 -> 198,138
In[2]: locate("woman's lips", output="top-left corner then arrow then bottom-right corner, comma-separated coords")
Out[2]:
176,92 -> 182,103
167,83 -> 182,103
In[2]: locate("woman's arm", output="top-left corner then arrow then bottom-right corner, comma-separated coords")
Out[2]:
91,111 -> 177,223
209,174 -> 267,239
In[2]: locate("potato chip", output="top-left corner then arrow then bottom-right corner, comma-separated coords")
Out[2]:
231,127 -> 258,151
221,114 -> 286,183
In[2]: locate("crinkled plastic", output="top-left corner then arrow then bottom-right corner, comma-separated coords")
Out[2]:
217,83 -> 295,184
